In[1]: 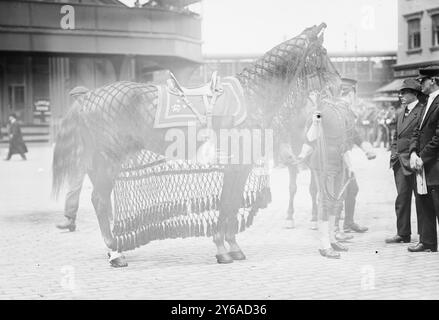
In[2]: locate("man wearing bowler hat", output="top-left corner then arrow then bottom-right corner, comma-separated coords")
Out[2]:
55,86 -> 89,232
385,78 -> 425,244
408,65 -> 439,252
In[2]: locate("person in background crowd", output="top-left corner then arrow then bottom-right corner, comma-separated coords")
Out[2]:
4,113 -> 27,161
374,105 -> 391,148
55,86 -> 90,232
385,105 -> 398,150
358,104 -> 378,144
386,78 -> 425,244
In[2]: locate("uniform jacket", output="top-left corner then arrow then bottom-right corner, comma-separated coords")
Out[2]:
390,102 -> 424,175
307,99 -> 356,171
409,94 -> 439,185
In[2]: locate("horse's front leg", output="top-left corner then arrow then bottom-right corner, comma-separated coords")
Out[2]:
214,165 -> 251,263
89,167 -> 127,268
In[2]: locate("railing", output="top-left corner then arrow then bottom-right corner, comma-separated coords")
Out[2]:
0,124 -> 50,144
0,0 -> 201,41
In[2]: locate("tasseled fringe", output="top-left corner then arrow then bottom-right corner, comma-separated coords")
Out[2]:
113,167 -> 271,252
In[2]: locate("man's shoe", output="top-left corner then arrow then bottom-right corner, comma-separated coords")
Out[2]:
385,235 -> 410,243
335,232 -> 354,242
318,248 -> 341,259
56,217 -> 76,232
408,242 -> 437,252
310,221 -> 318,230
331,242 -> 348,252
344,223 -> 368,233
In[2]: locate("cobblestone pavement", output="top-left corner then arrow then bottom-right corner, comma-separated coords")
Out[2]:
1,145 -> 439,300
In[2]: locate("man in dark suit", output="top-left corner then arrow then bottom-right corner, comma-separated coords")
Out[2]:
408,65 -> 439,252
385,79 -> 424,244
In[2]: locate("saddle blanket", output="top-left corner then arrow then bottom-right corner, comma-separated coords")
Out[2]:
153,76 -> 247,129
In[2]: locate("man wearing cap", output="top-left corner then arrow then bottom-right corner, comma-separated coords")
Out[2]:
408,65 -> 439,252
334,78 -> 375,236
385,78 -> 424,244
55,86 -> 89,232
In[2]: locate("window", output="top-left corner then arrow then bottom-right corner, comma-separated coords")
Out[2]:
408,18 -> 421,49
433,14 -> 439,46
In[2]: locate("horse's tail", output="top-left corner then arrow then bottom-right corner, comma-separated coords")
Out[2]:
52,103 -> 86,199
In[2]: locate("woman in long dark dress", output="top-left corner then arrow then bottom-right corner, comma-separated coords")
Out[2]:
5,113 -> 27,160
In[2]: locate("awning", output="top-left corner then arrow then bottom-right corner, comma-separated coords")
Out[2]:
372,96 -> 399,102
375,78 -> 405,93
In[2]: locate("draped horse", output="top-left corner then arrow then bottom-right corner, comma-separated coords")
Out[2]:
52,23 -> 339,267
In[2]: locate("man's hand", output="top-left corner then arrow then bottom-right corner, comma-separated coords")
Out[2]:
410,152 -> 422,171
279,143 -> 296,165
365,151 -> 376,160
343,150 -> 354,178
360,141 -> 376,160
297,143 -> 313,162
415,157 -> 424,171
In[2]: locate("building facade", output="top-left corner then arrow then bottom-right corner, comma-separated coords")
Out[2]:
374,0 -> 439,105
395,0 -> 439,78
197,52 -> 396,99
0,0 -> 202,141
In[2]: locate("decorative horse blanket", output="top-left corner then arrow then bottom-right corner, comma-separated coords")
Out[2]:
153,76 -> 247,129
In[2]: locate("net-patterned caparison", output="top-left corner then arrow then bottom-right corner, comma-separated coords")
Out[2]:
112,150 -> 272,253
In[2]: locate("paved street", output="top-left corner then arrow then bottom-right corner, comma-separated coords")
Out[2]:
0,145 -> 438,300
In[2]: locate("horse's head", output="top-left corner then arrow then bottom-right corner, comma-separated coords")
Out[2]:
237,23 -> 340,131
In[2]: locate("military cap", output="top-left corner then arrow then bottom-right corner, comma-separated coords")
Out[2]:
69,86 -> 89,97
417,65 -> 439,80
399,78 -> 422,94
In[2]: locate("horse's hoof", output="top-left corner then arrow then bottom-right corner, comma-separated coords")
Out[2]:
108,252 -> 128,268
229,250 -> 246,261
110,257 -> 128,268
285,219 -> 295,229
216,253 -> 234,264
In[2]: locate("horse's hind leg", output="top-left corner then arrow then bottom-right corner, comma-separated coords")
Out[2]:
286,164 -> 298,228
88,164 -> 127,268
220,165 -> 252,261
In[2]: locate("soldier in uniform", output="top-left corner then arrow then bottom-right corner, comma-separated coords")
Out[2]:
296,81 -> 357,258
55,86 -> 90,232
335,78 -> 375,236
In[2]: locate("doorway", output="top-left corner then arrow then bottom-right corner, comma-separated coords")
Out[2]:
8,84 -> 25,120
